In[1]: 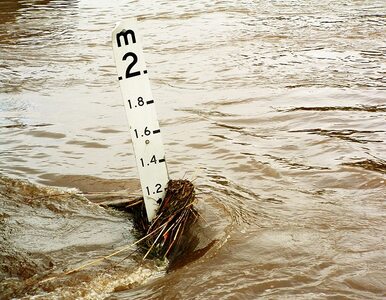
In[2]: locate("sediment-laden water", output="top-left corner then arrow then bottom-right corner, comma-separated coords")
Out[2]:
1,0 -> 385,299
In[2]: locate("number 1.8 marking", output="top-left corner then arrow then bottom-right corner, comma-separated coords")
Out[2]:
127,97 -> 143,109
127,97 -> 154,109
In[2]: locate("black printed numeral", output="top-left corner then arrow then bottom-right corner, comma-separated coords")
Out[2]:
122,52 -> 140,79
134,127 -> 151,138
127,97 -> 144,109
140,155 -> 157,167
146,183 -> 163,196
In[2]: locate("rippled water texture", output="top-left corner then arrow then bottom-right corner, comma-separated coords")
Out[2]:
1,0 -> 385,299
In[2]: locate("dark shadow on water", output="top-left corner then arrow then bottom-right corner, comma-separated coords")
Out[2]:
282,105 -> 386,113
289,128 -> 384,144
0,0 -> 24,25
0,0 -> 79,44
342,158 -> 386,174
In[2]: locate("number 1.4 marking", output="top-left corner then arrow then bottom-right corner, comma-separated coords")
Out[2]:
140,155 -> 166,167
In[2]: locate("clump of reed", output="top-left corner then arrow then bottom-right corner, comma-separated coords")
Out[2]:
130,179 -> 198,260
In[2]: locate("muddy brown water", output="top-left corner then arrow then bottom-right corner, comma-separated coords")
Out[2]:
1,0 -> 385,299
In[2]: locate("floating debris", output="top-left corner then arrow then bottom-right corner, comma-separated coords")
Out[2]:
129,179 -> 199,260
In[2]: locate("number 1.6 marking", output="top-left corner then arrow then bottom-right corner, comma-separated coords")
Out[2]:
133,127 -> 160,138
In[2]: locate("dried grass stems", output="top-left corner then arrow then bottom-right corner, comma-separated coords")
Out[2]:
131,179 -> 198,260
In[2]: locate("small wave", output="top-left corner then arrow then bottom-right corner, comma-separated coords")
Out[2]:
0,176 -> 154,298
289,128 -> 384,144
281,105 -> 386,113
342,158 -> 386,174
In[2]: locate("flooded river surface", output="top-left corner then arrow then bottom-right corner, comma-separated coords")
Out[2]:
1,0 -> 385,299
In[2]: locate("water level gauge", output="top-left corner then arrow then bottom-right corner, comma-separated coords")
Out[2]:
112,19 -> 169,222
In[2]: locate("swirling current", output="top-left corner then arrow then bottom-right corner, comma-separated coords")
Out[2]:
0,0 -> 385,299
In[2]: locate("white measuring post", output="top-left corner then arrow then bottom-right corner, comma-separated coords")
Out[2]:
112,19 -> 169,222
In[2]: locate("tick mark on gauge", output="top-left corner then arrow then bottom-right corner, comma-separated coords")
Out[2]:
157,198 -> 162,204
146,100 -> 154,105
153,129 -> 160,134
159,158 -> 165,163
143,70 -> 148,74
118,76 -> 122,80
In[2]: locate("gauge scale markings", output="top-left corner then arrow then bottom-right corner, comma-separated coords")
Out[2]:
112,19 -> 169,221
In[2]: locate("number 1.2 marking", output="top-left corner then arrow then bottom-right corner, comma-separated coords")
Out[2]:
146,183 -> 163,195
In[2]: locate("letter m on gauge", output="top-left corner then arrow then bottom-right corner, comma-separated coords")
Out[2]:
116,29 -> 136,47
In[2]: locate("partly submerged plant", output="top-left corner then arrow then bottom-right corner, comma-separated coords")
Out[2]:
130,179 -> 198,260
